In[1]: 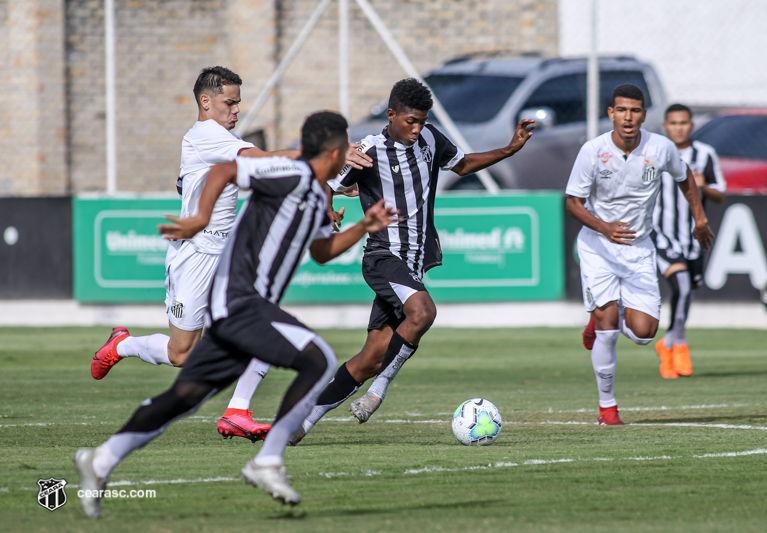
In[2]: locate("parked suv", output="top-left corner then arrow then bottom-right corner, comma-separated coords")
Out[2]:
349,55 -> 667,191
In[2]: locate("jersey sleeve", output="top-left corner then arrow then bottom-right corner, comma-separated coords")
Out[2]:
327,138 -> 375,192
664,141 -> 687,182
235,156 -> 302,196
193,121 -> 254,164
565,143 -> 596,198
703,149 -> 727,192
427,124 -> 466,170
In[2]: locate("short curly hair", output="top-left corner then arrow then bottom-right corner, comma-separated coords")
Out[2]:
301,111 -> 349,159
611,83 -> 645,108
388,78 -> 433,113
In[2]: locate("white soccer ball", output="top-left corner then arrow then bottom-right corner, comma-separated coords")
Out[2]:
451,398 -> 503,446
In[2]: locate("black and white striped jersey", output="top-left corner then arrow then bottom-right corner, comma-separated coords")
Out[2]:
208,156 -> 333,321
328,124 -> 464,277
652,140 -> 726,260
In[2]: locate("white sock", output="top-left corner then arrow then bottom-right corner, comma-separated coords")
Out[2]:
92,429 -> 164,479
227,359 -> 270,410
254,338 -> 336,467
117,334 -> 172,366
367,342 -> 415,401
301,386 -> 359,434
619,319 -> 654,346
672,272 -> 692,345
592,330 -> 619,408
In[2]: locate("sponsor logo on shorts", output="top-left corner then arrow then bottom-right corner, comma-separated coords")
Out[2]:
171,298 -> 184,319
37,477 -> 67,511
586,287 -> 594,305
409,271 -> 422,283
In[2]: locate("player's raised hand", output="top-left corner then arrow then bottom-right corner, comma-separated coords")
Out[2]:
158,214 -> 207,240
361,199 -> 399,233
345,143 -> 373,170
509,119 -> 536,154
602,220 -> 636,245
693,222 -> 715,251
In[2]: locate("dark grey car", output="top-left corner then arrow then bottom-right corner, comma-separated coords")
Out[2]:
349,55 -> 667,191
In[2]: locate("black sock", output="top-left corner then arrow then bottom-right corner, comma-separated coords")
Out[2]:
375,331 -> 417,378
316,363 -> 362,406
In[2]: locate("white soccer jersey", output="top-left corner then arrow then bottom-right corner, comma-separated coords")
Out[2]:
566,129 -> 687,243
178,119 -> 254,254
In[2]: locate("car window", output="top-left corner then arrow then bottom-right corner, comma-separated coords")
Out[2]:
419,74 -> 524,124
599,70 -> 653,116
519,74 -> 586,125
694,115 -> 767,161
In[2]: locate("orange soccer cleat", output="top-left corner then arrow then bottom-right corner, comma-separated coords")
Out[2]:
654,340 -> 678,379
218,408 -> 271,442
582,313 -> 596,350
672,343 -> 693,376
91,327 -> 130,380
598,405 -> 624,426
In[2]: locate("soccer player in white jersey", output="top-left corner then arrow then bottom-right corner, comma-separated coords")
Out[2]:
89,66 -> 371,442
652,103 -> 725,378
289,78 -> 535,444
74,112 -> 398,517
567,84 -> 714,425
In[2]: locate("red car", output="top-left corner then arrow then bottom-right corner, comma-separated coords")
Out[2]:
692,108 -> 767,194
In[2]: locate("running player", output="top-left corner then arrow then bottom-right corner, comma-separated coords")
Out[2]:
290,78 -> 535,443
652,103 -> 726,378
566,84 -> 714,425
90,67 -> 371,442
74,111 -> 398,517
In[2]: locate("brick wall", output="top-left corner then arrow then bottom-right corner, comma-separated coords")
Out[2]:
0,0 -> 556,195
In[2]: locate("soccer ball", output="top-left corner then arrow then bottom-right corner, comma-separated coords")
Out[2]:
451,398 -> 502,446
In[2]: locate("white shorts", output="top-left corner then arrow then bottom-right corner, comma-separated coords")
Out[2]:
165,240 -> 220,331
577,228 -> 661,320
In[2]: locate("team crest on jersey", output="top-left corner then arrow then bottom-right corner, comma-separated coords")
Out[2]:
171,297 -> 184,319
420,145 -> 433,163
37,477 -> 67,511
599,152 -> 612,164
642,161 -> 657,182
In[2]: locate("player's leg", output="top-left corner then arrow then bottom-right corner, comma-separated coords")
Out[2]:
577,229 -> 624,425
76,332 -> 245,518
349,254 -> 434,422
669,257 -> 702,376
217,357 -> 272,441
291,324 -> 391,444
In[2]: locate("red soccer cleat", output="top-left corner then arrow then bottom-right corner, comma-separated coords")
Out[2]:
217,408 -> 271,442
582,313 -> 596,350
91,327 -> 130,380
598,405 -> 624,426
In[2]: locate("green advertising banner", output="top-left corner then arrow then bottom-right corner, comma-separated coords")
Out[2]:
73,193 -> 564,303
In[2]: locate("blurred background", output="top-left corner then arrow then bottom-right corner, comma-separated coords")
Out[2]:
0,0 -> 765,317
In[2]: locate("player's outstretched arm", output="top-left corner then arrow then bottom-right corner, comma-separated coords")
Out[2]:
310,199 -> 398,264
158,161 -> 236,240
451,119 -> 536,176
565,195 -> 636,245
239,146 -> 300,160
678,166 -> 715,250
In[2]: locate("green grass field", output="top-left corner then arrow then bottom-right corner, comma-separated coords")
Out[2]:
1,326 -> 766,532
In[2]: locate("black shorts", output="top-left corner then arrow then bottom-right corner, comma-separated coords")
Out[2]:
178,295 -> 315,389
362,252 -> 427,331
656,248 -> 705,289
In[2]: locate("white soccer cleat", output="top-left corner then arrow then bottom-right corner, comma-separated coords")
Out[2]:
349,392 -> 382,423
241,460 -> 301,506
73,448 -> 107,519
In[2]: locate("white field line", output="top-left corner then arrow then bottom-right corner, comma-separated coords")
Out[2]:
5,448 -> 765,493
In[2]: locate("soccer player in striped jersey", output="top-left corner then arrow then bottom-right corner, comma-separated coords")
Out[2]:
568,85 -> 714,425
74,112 -> 398,517
89,67 -> 371,442
290,78 -> 535,443
652,103 -> 726,378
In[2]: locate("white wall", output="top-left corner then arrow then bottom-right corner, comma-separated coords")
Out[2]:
559,0 -> 767,107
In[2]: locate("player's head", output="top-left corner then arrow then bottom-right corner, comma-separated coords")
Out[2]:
193,66 -> 243,130
608,84 -> 647,143
663,103 -> 694,147
301,111 -> 349,179
386,78 -> 433,146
